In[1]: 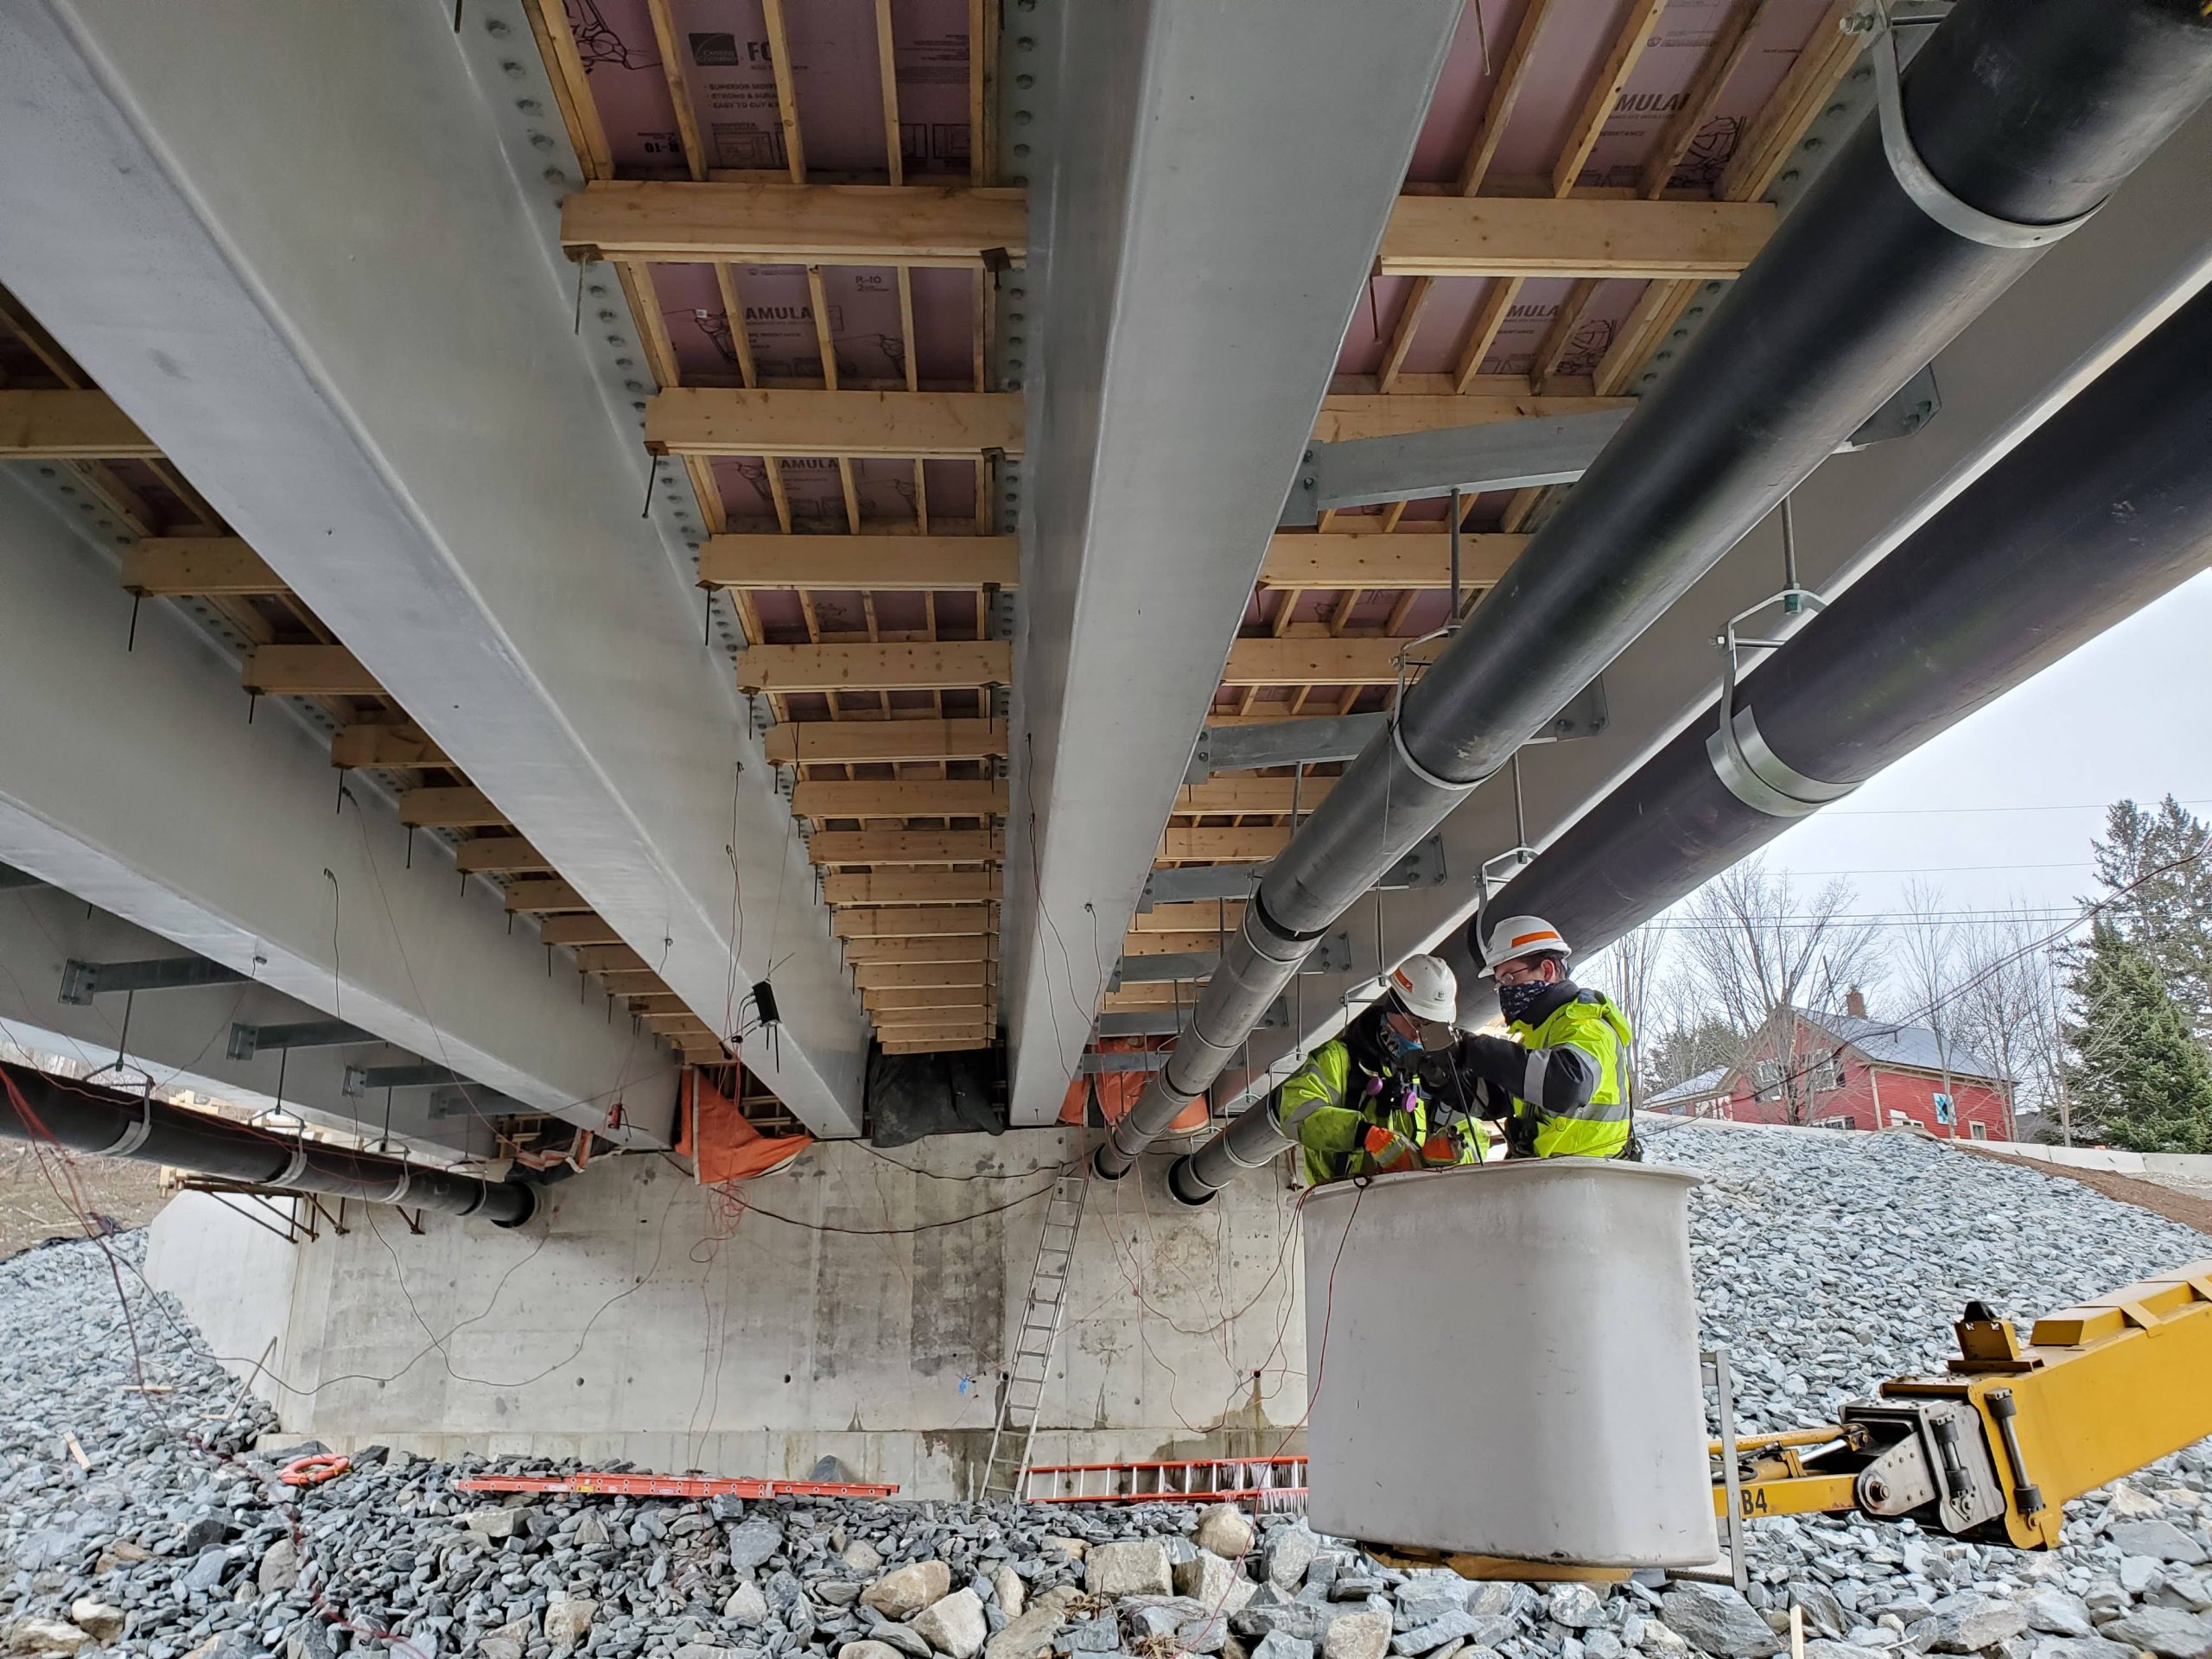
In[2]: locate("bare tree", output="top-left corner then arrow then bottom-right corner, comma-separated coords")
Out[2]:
1897,879 -> 1968,1136
1950,907 -> 2071,1143
1589,919 -> 1668,1105
1671,859 -> 1884,1124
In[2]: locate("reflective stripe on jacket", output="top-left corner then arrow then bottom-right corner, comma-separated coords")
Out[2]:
1271,1041 -> 1491,1186
1507,990 -> 1634,1160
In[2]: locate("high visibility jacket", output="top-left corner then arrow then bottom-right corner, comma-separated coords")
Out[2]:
1272,1039 -> 1492,1187
1505,989 -> 1635,1160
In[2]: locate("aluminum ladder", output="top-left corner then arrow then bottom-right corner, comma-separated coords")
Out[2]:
977,1166 -> 1088,1501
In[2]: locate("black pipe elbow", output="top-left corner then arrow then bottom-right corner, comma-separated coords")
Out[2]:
1166,1156 -> 1217,1207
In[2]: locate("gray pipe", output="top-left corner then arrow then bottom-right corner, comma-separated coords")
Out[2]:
0,1059 -> 539,1226
1173,277 -> 2212,1202
1092,0 -> 2212,1181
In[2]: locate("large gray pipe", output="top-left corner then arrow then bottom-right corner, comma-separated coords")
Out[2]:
1170,273 -> 2212,1202
0,1060 -> 539,1226
1096,0 -> 2212,1181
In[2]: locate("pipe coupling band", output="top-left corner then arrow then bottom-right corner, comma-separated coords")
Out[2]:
1707,705 -> 1857,819
273,1144 -> 310,1188
1389,718 -> 1475,797
385,1169 -> 412,1206
1868,10 -> 2100,251
99,1097 -> 155,1160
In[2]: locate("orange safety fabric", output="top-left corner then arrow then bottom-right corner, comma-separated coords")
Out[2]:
1059,1040 -> 1209,1132
677,1069 -> 810,1185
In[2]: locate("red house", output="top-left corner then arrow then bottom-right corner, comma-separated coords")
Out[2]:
1644,990 -> 2015,1140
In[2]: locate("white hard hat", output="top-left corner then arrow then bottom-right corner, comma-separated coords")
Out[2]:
1386,954 -> 1459,1022
1478,914 -> 1573,976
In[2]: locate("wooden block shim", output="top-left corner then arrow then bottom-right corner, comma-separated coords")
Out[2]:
121,538 -> 285,597
702,535 -> 1020,594
740,641 -> 1012,693
332,724 -> 451,770
765,716 -> 1010,766
241,645 -> 383,698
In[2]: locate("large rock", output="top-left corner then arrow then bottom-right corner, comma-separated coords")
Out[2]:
913,1591 -> 988,1659
989,1566 -> 1025,1620
10,1621 -> 93,1655
1394,1611 -> 1483,1656
2112,1522 -> 2211,1566
1919,1594 -> 2028,1655
1264,1528 -> 1319,1593
461,1508 -> 524,1541
573,1513 -> 610,1548
544,1595 -> 596,1648
1395,1584 -> 1471,1632
1325,1612 -> 1392,1659
2034,1642 -> 2139,1659
842,1644 -> 906,1659
65,1603 -> 123,1645
1086,1541 -> 1173,1599
1787,1585 -> 1846,1641
867,1563 -> 954,1620
1255,1637 -> 1316,1659
844,1540 -> 886,1577
725,1582 -> 770,1624
1196,1506 -> 1258,1560
257,1539 -> 299,1595
1657,1584 -> 1785,1659
1176,1551 -> 1255,1612
1547,1587 -> 1604,1632
2095,1609 -> 2212,1659
2024,1590 -> 2094,1638
728,1519 -> 784,1573
983,1586 -> 1083,1659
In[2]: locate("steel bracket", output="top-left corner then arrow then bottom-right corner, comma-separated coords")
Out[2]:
227,1018 -> 378,1062
1281,409 -> 1633,526
1111,932 -> 1351,989
60,955 -> 249,1004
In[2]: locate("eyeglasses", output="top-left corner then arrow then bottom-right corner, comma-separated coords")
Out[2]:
1493,958 -> 1547,987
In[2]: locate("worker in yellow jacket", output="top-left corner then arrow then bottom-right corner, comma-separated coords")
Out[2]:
1444,914 -> 1637,1160
1270,955 -> 1492,1186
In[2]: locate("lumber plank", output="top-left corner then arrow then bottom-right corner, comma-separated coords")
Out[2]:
454,837 -> 554,874
543,914 -> 627,946
1377,196 -> 1771,279
699,532 -> 1020,591
1158,826 -> 1293,863
0,390 -> 159,460
791,779 -> 1008,820
241,645 -> 383,697
120,538 -> 284,597
559,181 -> 1026,267
740,641 -> 1011,693
878,1034 -> 993,1052
764,717 -> 1009,766
576,944 -> 652,975
808,829 -> 1003,867
503,880 -> 592,913
865,984 -> 996,1009
1262,531 -> 1527,591
833,906 -> 997,938
399,787 -> 510,830
1221,639 -> 1408,688
852,960 -> 993,990
824,871 -> 999,907
1130,900 -> 1246,933
842,935 -> 995,964
331,724 -> 451,770
646,388 -> 1025,460
1170,775 -> 1338,816
1313,391 -> 1630,443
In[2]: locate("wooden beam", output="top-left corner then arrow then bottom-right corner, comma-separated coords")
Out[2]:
1122,931 -> 1235,957
853,960 -> 993,990
1552,0 -> 1671,196
1223,639 -> 1408,688
503,880 -> 592,913
540,913 -> 626,946
865,984 -> 995,1010
808,829 -> 1003,867
1131,900 -> 1246,933
872,1003 -> 993,1028
119,538 -> 284,597
626,993 -> 690,1015
1457,0 -> 1561,193
559,180 -> 1026,266
879,1033 -> 993,1052
700,533 -> 1020,592
1641,0 -> 1768,199
399,787 -> 510,830
1314,391 -> 1629,442
1103,986 -> 1204,1012
1377,197 -> 1771,280
842,935 -> 995,964
576,944 -> 652,975
0,390 -> 159,460
740,641 -> 1011,693
791,779 -> 1008,821
1159,825 -> 1293,863
764,717 -> 1009,766
1721,0 -> 1863,203
454,836 -> 554,874
240,645 -> 383,697
1261,531 -> 1527,591
833,906 -> 997,938
331,724 -> 451,770
823,871 -> 999,907
1170,775 -> 1338,816
645,388 -> 1025,460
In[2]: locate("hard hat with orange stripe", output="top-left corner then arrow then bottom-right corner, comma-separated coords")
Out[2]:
1476,914 -> 1573,976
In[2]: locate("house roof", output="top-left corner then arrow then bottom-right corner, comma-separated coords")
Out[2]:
1803,1010 -> 2010,1084
1647,1066 -> 1732,1106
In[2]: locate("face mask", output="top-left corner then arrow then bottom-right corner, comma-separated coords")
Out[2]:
1497,979 -> 1549,1024
1377,1022 -> 1420,1065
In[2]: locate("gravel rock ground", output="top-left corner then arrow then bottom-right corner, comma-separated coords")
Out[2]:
4,1127 -> 2210,1659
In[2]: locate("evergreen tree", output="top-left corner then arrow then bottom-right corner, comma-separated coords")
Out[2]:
2089,796 -> 2212,1039
1649,1017 -> 1744,1091
2063,925 -> 2212,1154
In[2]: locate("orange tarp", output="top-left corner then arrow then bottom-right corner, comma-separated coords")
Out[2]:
676,1069 -> 810,1184
1059,1040 -> 1208,1133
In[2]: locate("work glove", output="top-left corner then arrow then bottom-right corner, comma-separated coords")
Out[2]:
1455,1033 -> 1528,1098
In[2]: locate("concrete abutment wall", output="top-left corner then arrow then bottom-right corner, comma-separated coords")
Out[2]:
145,1129 -> 1307,1497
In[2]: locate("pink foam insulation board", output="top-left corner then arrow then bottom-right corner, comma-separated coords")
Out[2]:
563,0 -> 971,179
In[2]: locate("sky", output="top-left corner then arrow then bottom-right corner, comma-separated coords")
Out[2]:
1637,567 -> 2212,979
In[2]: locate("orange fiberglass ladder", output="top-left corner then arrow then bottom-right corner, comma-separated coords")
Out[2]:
1020,1454 -> 1308,1509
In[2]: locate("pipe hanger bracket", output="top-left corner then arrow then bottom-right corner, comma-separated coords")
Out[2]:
1860,4 -> 2102,251
1707,704 -> 1858,818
